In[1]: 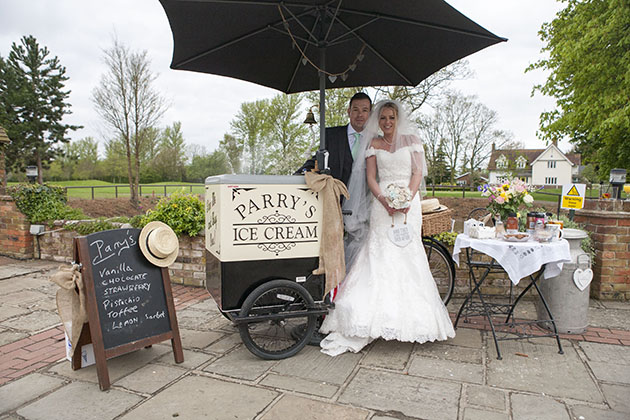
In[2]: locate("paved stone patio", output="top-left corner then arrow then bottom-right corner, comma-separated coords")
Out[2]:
1,258 -> 629,419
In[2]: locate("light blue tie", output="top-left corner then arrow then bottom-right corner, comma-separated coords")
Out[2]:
351,132 -> 361,160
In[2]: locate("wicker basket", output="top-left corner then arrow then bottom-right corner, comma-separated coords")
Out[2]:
422,209 -> 453,236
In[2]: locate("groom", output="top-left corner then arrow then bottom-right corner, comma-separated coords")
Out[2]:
295,92 -> 371,345
295,91 -> 372,187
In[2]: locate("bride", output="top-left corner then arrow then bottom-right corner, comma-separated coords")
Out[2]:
320,100 -> 455,356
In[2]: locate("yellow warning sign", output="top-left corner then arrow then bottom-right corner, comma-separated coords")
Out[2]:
566,185 -> 580,196
561,183 -> 586,210
561,196 -> 584,209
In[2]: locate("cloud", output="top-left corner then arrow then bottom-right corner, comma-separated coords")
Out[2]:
0,0 -> 568,154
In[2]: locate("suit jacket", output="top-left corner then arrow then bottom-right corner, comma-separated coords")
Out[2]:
295,125 -> 354,187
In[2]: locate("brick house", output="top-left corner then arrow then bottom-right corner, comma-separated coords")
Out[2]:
487,143 -> 581,187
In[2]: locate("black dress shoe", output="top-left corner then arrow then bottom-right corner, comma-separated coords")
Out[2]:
307,330 -> 326,346
291,316 -> 326,346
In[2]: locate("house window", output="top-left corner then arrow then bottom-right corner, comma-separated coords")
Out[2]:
497,176 -> 508,184
496,155 -> 507,169
547,161 -> 557,169
516,157 -> 527,169
545,177 -> 557,185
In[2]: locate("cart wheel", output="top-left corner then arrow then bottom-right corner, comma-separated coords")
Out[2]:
239,279 -> 316,360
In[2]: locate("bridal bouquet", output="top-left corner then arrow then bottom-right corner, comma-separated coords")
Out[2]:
385,184 -> 412,209
478,178 -> 535,221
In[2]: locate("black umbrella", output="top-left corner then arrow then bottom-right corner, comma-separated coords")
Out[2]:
159,0 -> 505,166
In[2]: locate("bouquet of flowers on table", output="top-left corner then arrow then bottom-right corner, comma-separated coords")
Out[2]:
384,184 -> 412,225
478,178 -> 535,222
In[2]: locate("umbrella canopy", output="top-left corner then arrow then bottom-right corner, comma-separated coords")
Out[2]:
159,0 -> 506,157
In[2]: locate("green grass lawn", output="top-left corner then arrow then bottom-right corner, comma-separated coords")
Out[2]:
9,180 -> 204,199
8,180 -> 604,202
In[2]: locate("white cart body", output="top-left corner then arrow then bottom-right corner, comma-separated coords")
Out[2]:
205,175 -> 324,312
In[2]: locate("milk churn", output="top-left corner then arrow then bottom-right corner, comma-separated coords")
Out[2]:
536,228 -> 591,334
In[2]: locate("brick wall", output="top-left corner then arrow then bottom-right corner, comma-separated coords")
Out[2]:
574,200 -> 630,300
0,195 -> 34,259
37,222 -> 206,287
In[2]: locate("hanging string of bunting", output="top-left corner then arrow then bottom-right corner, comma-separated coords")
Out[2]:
277,4 -> 366,83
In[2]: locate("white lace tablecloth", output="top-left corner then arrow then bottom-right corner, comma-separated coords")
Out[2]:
453,234 -> 571,285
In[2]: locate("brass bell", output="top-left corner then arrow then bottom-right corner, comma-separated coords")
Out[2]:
303,109 -> 317,125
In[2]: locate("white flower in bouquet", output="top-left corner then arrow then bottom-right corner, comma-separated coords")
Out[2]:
385,184 -> 412,209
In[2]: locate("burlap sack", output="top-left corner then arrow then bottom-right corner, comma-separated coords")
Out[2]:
305,171 -> 349,295
49,264 -> 87,350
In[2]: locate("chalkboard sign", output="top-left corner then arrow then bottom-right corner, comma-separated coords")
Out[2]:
86,229 -> 171,349
74,228 -> 183,390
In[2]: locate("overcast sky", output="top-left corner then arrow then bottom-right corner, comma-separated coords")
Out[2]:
0,0 -> 567,154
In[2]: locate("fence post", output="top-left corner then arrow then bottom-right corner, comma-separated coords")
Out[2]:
139,185 -> 143,196
164,185 -> 167,196
115,185 -> 118,198
462,185 -> 465,198
91,187 -> 94,200
556,195 -> 561,218
190,185 -> 193,193
432,184 -> 435,196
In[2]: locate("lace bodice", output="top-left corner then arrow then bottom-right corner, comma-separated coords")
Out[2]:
366,145 -> 418,185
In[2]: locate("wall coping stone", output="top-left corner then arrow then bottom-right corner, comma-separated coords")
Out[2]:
575,208 -> 630,219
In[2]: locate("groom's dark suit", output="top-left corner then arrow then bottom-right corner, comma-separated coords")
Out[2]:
295,125 -> 354,187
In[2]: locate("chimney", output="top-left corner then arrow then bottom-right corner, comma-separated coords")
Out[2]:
491,143 -> 495,152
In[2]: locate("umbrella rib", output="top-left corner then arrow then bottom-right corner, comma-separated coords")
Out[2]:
268,26 -> 317,47
286,15 -> 322,92
172,5 -> 315,68
323,0 -> 343,42
336,7 -> 507,43
279,3 -> 321,45
327,16 -> 379,45
333,16 -> 413,85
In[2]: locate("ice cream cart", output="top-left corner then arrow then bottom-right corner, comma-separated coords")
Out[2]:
205,174 -> 328,359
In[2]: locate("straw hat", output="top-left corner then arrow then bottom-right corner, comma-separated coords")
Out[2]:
421,198 -> 448,214
139,221 -> 179,267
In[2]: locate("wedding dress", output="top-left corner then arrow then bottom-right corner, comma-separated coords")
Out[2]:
320,145 -> 455,356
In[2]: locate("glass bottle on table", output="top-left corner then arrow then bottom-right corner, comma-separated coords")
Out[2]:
495,215 -> 505,239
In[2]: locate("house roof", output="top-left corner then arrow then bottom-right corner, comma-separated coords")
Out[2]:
455,172 -> 488,181
488,144 -> 581,170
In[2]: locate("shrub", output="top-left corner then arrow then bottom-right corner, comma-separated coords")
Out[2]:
8,183 -> 86,223
431,231 -> 458,247
141,191 -> 204,236
64,219 -> 118,235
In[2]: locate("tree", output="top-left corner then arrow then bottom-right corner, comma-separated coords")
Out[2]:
418,111 -> 448,184
101,136 -> 129,183
219,133 -> 243,174
375,60 -> 472,116
527,0 -> 630,177
462,103 -> 512,183
92,39 -> 167,206
187,149 -> 229,181
153,121 -> 187,181
421,92 -> 508,186
440,92 -> 473,185
229,99 -> 270,174
73,137 -> 100,180
306,87 -> 365,129
0,35 -> 80,183
265,94 -> 310,174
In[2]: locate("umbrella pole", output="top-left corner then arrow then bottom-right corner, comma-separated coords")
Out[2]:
316,52 -> 330,174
